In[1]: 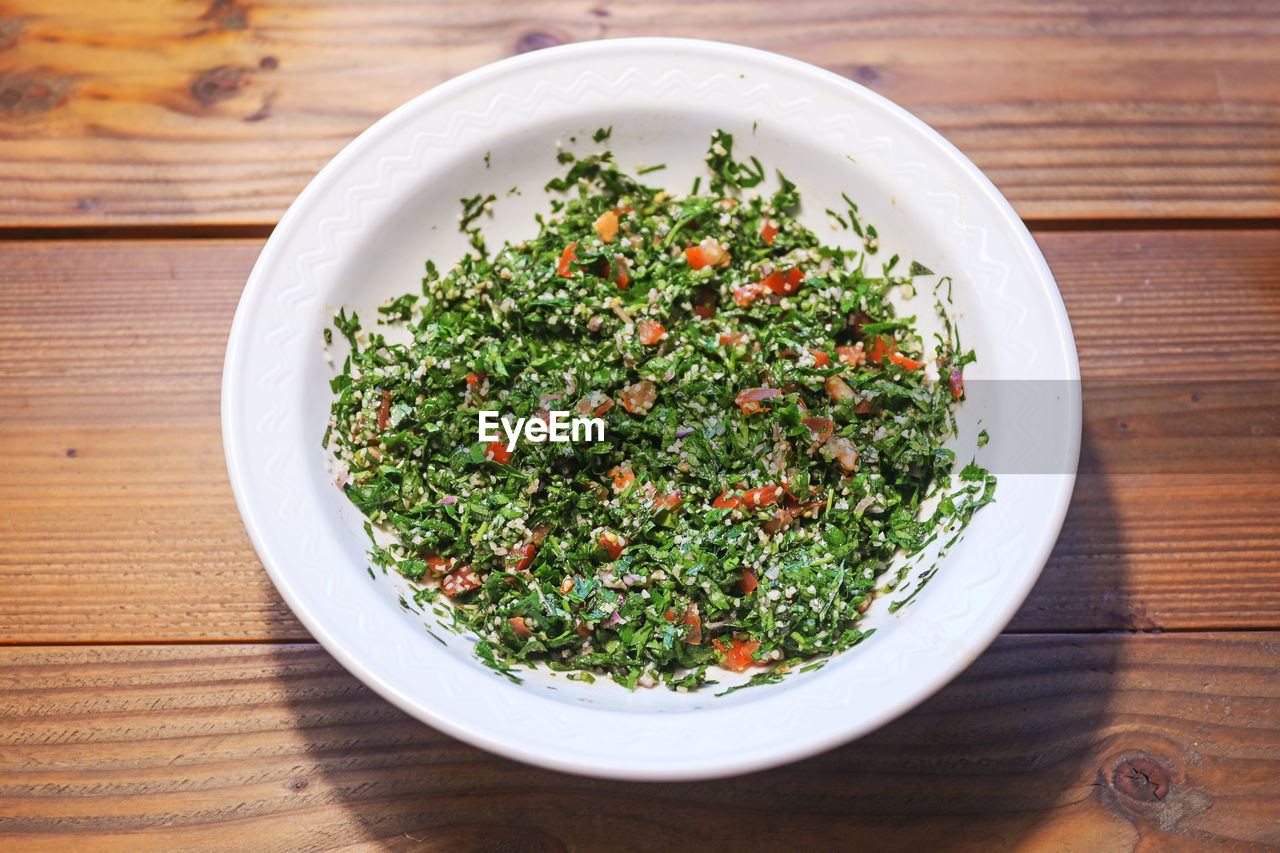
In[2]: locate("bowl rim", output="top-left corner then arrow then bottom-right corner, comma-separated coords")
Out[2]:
223,36 -> 1080,780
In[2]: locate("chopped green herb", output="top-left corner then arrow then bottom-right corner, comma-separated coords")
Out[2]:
324,131 -> 993,692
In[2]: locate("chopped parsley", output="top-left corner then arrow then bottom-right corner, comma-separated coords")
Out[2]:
325,132 -> 993,691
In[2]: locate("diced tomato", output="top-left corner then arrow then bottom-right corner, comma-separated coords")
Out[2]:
739,485 -> 785,509
950,368 -> 965,399
685,246 -> 710,270
735,387 -> 781,416
577,392 -> 614,418
888,352 -> 923,371
423,553 -> 451,576
557,241 -> 579,277
485,440 -> 512,464
613,204 -> 634,216
651,493 -> 682,512
739,569 -> 758,595
713,490 -> 742,510
836,344 -> 865,367
619,380 -> 656,415
560,576 -> 576,594
663,606 -> 702,644
508,616 -> 533,639
719,331 -> 747,347
681,607 -> 702,644
613,256 -> 630,289
824,375 -> 854,403
732,281 -> 768,308
763,268 -> 804,296
760,220 -> 779,245
802,416 -> 835,445
508,542 -> 538,572
576,618 -> 592,637
867,337 -> 921,370
855,398 -> 875,415
593,210 -> 619,243
609,463 -> 636,493
810,350 -> 830,368
376,390 -> 391,431
693,303 -> 716,319
465,372 -> 486,393
638,319 -> 666,346
598,530 -> 625,561
825,435 -> 859,472
713,637 -> 763,672
441,566 -> 481,597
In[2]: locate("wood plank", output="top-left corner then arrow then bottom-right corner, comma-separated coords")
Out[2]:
0,231 -> 1277,643
1,1 -> 1277,225
0,635 -> 1277,849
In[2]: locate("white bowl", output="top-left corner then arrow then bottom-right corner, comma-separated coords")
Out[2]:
222,38 -> 1079,781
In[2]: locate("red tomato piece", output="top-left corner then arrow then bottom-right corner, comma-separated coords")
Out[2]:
735,387 -> 781,416
802,416 -> 834,445
810,350 -> 830,368
508,542 -> 538,573
613,256 -> 630,289
719,331 -> 747,347
638,320 -> 666,346
868,336 -> 892,365
950,368 -> 965,399
609,463 -> 636,493
557,241 -> 579,277
739,485 -> 785,509
739,569 -> 758,595
712,490 -> 742,510
685,246 -> 710,270
663,607 -> 702,644
485,440 -> 513,464
732,282 -> 768,308
598,530 -> 625,561
508,616 -> 533,639
713,637 -> 763,672
764,268 -> 805,296
423,553 -> 451,576
441,566 -> 481,597
888,352 -> 923,371
836,344 -> 865,367
760,220 -> 779,245
651,493 -> 682,512
619,380 -> 656,415
593,210 -> 619,243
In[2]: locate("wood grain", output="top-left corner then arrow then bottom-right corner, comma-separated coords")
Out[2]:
0,231 -> 1278,643
1,635 -> 1277,850
0,1 -> 1277,225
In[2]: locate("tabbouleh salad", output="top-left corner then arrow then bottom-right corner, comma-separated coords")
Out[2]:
324,130 -> 995,692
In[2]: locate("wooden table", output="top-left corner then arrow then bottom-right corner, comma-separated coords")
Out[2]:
2,2 -> 1278,849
